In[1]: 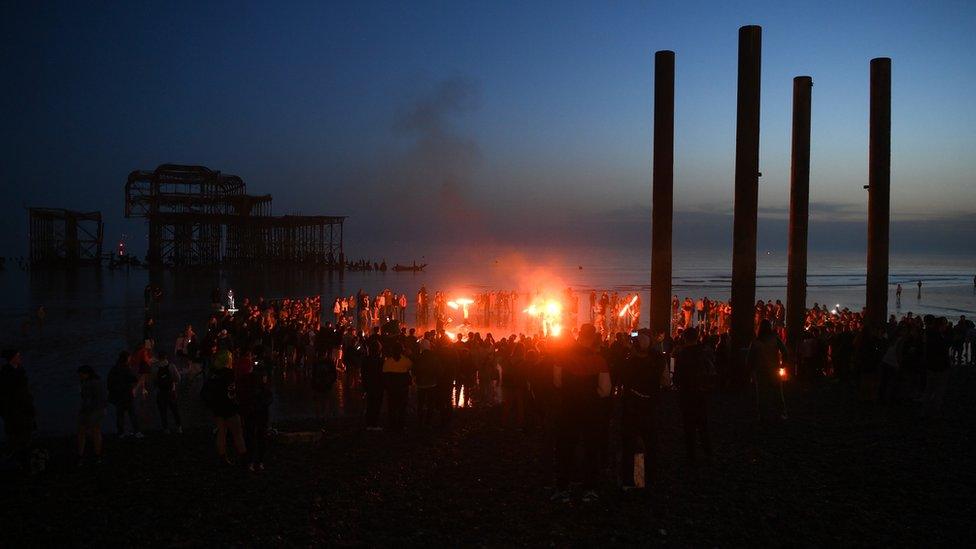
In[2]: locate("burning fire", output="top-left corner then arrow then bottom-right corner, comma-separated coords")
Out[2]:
447,297 -> 474,320
524,297 -> 563,337
778,367 -> 788,380
618,294 -> 638,318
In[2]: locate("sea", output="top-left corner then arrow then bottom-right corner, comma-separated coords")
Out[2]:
1,245 -> 973,436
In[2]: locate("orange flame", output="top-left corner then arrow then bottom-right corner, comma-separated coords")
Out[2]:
524,297 -> 563,337
618,294 -> 639,318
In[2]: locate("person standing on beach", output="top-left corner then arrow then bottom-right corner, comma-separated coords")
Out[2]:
107,351 -> 141,438
76,365 -> 107,465
362,331 -> 385,431
0,349 -> 35,471
382,341 -> 412,433
619,330 -> 665,488
552,324 -> 611,503
129,340 -> 154,426
674,327 -> 713,466
917,280 -> 923,300
896,284 -> 902,308
153,350 -> 182,434
748,320 -> 788,422
201,361 -> 247,465
240,355 -> 273,472
413,339 -> 439,427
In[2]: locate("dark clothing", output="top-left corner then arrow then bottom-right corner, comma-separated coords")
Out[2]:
1,364 -> 34,467
618,350 -> 665,485
201,368 -> 240,419
674,343 -> 713,463
555,400 -> 602,490
107,365 -> 137,407
0,364 -> 35,425
79,377 -> 107,422
240,367 -> 272,464
363,356 -> 385,428
114,400 -> 139,434
554,346 -> 610,490
924,329 -> 950,373
620,395 -> 658,486
244,408 -> 269,464
157,397 -> 181,430
384,372 -> 410,432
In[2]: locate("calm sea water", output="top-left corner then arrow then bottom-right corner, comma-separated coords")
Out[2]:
1,245 -> 973,436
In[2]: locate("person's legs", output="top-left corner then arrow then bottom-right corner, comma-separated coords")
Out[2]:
170,399 -> 182,428
6,422 -> 32,469
581,405 -> 602,490
157,398 -> 169,430
77,425 -> 87,458
619,405 -> 638,486
216,417 -> 228,458
115,403 -> 125,435
253,412 -> 268,464
640,404 -> 659,483
228,415 -> 246,455
242,414 -> 255,462
515,388 -> 525,427
554,419 -> 576,490
388,383 -> 407,432
415,388 -> 425,425
681,401 -> 696,464
92,425 -> 103,457
130,404 -> 141,434
696,402 -> 711,459
365,389 -> 382,428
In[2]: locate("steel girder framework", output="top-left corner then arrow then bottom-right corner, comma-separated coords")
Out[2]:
28,208 -> 104,265
125,164 -> 344,267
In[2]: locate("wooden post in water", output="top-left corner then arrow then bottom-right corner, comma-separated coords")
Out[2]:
731,25 -> 762,382
786,76 -> 813,355
865,58 -> 891,331
650,50 -> 675,337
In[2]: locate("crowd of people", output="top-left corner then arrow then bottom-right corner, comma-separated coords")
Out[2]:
2,284 -> 974,499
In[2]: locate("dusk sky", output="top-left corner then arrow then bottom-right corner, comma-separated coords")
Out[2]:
2,0 -> 974,257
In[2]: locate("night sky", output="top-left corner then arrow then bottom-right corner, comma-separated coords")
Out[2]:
2,1 -> 974,257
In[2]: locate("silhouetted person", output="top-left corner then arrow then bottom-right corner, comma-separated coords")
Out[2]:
362,332 -> 384,431
552,324 -> 610,503
917,280 -> 922,300
76,365 -> 107,465
748,320 -> 788,422
674,327 -> 713,466
382,341 -> 412,433
107,351 -> 140,437
619,331 -> 666,488
0,349 -> 35,471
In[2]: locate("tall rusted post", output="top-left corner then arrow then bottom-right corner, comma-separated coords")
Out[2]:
786,76 -> 813,355
650,50 -> 675,336
865,58 -> 891,331
730,25 -> 762,381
